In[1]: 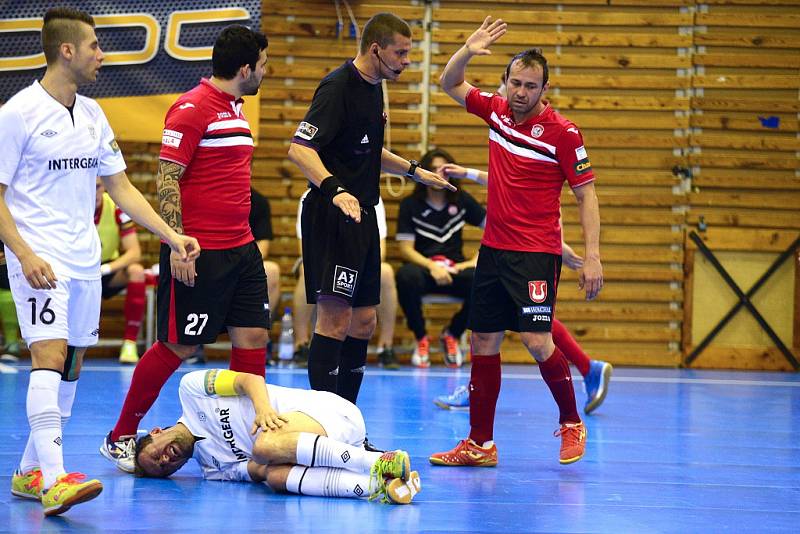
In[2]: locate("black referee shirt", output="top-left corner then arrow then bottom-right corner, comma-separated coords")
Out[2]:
291,60 -> 384,206
396,192 -> 486,263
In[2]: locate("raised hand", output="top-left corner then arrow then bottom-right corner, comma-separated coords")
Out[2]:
465,16 -> 507,56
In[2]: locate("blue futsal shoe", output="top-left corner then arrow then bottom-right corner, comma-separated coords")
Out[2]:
433,385 -> 470,411
583,360 -> 612,415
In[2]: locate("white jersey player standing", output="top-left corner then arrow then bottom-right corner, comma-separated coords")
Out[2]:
0,7 -> 199,517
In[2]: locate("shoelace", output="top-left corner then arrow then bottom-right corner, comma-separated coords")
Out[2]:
114,437 -> 136,458
25,469 -> 43,491
443,336 -> 459,354
553,425 -> 584,446
59,472 -> 87,485
417,337 -> 429,355
449,385 -> 469,402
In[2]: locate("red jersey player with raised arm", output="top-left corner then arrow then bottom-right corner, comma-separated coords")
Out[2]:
430,17 -> 603,467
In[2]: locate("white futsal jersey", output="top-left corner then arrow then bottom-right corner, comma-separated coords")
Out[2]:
0,81 -> 126,279
177,371 -> 367,482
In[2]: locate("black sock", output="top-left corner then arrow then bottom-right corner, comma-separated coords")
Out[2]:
337,336 -> 369,404
307,333 -> 343,393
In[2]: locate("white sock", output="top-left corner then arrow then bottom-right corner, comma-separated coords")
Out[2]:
58,379 -> 77,429
19,435 -> 38,474
19,378 -> 77,473
285,465 -> 372,499
26,370 -> 65,489
295,433 -> 380,474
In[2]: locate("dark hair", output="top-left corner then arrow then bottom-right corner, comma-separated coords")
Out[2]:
133,434 -> 155,478
212,25 -> 268,80
360,13 -> 411,54
42,7 -> 95,65
505,48 -> 549,86
414,148 -> 459,203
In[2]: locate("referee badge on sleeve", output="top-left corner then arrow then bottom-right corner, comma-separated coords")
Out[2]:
333,265 -> 358,297
295,121 -> 318,141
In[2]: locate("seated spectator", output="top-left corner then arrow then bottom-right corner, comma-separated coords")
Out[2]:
395,149 -> 486,368
95,178 -> 146,364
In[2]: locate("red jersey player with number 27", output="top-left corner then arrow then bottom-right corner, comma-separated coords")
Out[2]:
430,16 -> 603,467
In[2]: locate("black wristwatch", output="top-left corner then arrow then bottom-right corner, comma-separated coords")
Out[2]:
405,159 -> 419,179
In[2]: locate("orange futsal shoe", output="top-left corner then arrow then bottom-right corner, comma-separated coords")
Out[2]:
555,422 -> 587,464
429,439 -> 498,467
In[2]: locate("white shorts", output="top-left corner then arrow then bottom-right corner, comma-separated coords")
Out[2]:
296,189 -> 387,241
9,271 -> 101,347
267,385 -> 366,446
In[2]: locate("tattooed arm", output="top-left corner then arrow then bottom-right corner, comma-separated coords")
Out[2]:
101,170 -> 199,265
156,160 -> 186,234
154,160 -> 198,287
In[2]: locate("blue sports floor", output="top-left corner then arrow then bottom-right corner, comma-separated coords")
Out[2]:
1,360 -> 799,532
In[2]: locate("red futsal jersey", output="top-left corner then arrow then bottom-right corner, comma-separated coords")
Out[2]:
159,79 -> 254,249
465,87 -> 595,254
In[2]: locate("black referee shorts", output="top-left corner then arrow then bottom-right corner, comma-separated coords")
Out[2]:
157,241 -> 269,345
468,245 -> 562,333
300,189 -> 381,308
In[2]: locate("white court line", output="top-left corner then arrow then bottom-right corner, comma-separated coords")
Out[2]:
5,364 -> 800,388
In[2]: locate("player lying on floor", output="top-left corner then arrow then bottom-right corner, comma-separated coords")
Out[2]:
133,369 -> 421,504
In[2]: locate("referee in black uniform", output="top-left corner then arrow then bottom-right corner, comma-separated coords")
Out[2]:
288,12 -> 454,407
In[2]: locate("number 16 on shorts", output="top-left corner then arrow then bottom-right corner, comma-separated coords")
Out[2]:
9,273 -> 102,345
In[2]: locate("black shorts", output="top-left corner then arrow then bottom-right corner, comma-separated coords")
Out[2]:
0,262 -> 9,290
101,272 -> 125,299
468,245 -> 562,333
157,241 -> 269,345
301,189 -> 381,307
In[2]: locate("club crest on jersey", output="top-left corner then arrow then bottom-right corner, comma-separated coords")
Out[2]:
333,265 -> 358,297
87,125 -> 96,139
295,121 -> 318,141
531,124 -> 544,138
448,204 -> 458,215
528,281 -> 547,303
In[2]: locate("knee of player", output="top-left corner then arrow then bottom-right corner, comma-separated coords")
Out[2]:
350,308 -> 377,337
520,332 -> 552,359
127,263 -> 145,280
264,465 -> 291,492
253,432 -> 283,464
380,262 -> 394,282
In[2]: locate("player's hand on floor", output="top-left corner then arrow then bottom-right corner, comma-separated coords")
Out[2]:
414,168 -> 457,192
20,252 -> 58,289
170,251 -> 197,287
578,257 -> 603,301
252,409 -> 289,434
333,192 -> 362,223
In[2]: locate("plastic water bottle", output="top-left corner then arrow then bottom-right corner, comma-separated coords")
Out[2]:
277,308 -> 294,366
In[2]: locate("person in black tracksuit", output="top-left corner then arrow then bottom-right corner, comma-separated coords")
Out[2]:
395,149 -> 485,368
